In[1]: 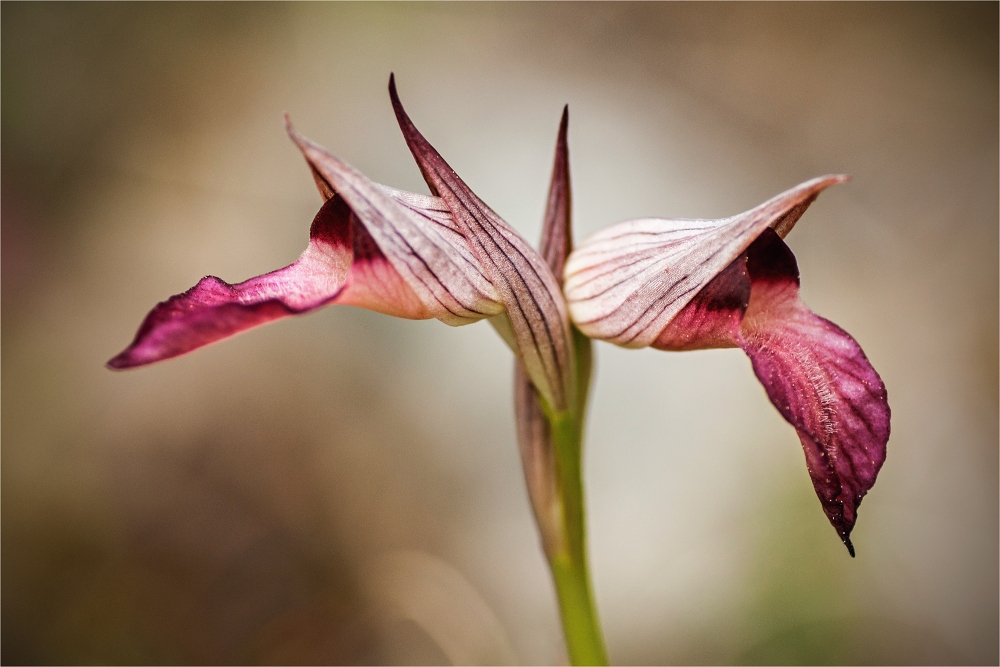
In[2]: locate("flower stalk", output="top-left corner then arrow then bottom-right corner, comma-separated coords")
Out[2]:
546,402 -> 606,666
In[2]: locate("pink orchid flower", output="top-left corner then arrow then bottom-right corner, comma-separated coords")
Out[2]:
109,77 -> 573,413
563,177 -> 890,555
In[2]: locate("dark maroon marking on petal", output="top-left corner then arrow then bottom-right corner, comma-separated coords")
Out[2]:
745,226 -> 800,283
739,229 -> 890,555
653,255 -> 750,351
108,196 -> 357,370
611,240 -> 737,346
336,210 -> 438,320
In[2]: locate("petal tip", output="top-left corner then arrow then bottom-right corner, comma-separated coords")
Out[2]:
284,114 -> 308,151
814,173 -> 851,190
557,105 -> 569,151
106,345 -> 159,371
844,536 -> 856,558
106,354 -> 130,371
388,72 -> 401,110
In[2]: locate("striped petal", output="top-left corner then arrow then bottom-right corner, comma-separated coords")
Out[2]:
565,181 -> 890,553
287,122 -> 502,326
513,107 -> 594,556
563,176 -> 847,348
389,75 -> 572,412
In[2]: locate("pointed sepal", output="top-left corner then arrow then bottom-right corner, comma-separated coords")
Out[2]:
389,75 -> 573,412
513,107 -> 589,558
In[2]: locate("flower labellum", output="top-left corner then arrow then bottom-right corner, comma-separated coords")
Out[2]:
564,178 -> 890,555
108,76 -> 572,413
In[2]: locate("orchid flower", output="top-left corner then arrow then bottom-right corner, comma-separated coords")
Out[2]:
563,177 -> 890,555
110,78 -> 606,665
109,76 -> 573,416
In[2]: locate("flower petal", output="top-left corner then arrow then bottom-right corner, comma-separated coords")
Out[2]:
513,107 -> 586,557
563,176 -> 848,349
111,113 -> 513,370
110,196 -> 359,368
566,171 -> 889,552
539,106 -> 573,284
648,229 -> 889,552
740,230 -> 889,555
286,120 -> 503,326
389,75 -> 572,411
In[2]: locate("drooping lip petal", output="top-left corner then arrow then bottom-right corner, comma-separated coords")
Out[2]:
388,75 -> 572,412
641,229 -> 890,552
108,195 -> 356,369
563,175 -> 848,349
740,230 -> 889,554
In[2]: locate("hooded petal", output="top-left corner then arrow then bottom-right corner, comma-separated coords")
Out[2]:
286,120 -> 502,326
389,75 -> 573,412
564,180 -> 889,552
563,175 -> 847,349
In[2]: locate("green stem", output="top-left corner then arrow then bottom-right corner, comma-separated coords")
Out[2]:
547,412 -> 608,666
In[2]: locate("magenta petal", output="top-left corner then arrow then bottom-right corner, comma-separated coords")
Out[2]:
108,196 -> 357,369
740,230 -> 890,554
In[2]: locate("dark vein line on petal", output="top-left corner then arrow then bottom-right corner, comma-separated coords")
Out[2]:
348,186 -> 491,318
430,166 -> 567,388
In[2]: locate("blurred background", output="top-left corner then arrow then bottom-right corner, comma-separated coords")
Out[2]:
2,3 -> 996,664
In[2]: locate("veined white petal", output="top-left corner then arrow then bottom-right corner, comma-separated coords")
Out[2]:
564,176 -> 846,348
288,125 -> 504,326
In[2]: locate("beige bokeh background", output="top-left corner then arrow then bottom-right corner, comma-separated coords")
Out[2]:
3,3 -> 996,664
